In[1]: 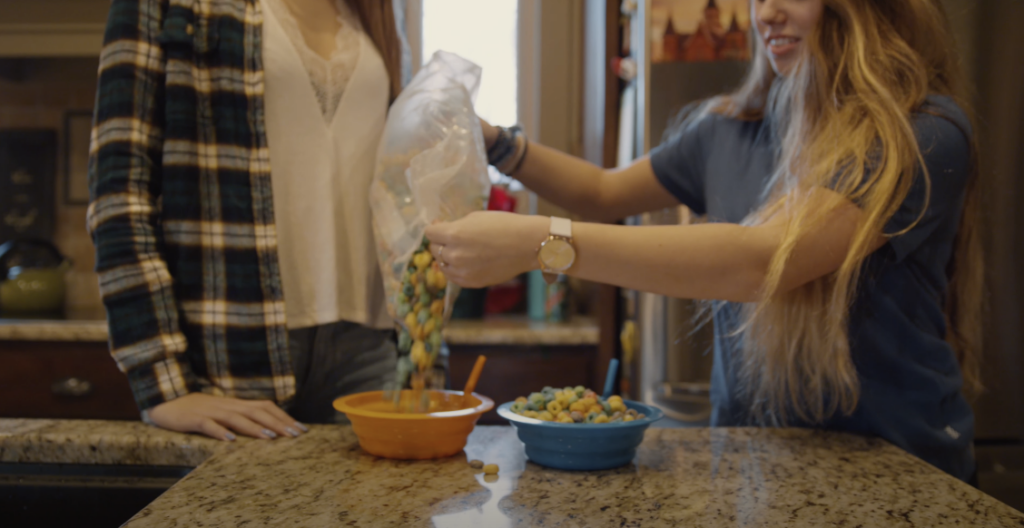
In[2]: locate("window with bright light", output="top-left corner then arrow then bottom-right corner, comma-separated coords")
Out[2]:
421,0 -> 519,185
421,0 -> 518,127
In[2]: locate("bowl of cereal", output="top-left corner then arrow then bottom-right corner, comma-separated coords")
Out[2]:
334,389 -> 493,460
497,386 -> 664,470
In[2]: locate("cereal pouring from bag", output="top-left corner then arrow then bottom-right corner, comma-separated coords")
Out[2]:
370,51 -> 491,397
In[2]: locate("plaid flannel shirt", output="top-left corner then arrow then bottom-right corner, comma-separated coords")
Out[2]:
87,0 -> 295,412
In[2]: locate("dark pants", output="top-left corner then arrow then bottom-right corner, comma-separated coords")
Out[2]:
286,321 -> 398,424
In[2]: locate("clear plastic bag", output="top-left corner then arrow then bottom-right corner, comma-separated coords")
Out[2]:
370,51 -> 491,386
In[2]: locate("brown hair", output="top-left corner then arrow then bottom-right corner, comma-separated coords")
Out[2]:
345,0 -> 403,100
689,0 -> 982,424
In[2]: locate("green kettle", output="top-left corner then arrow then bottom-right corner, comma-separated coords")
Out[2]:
0,239 -> 71,316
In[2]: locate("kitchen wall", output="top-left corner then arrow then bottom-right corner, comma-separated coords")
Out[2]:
0,58 -> 101,313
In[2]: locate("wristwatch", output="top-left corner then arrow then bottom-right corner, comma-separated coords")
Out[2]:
537,217 -> 576,285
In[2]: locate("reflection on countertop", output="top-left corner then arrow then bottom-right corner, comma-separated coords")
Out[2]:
2,418 -> 1021,527
0,314 -> 600,346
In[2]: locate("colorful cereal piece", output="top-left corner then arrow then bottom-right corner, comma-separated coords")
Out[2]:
569,401 -> 588,413
413,251 -> 433,270
483,464 -> 499,475
469,460 -> 484,469
397,330 -> 412,352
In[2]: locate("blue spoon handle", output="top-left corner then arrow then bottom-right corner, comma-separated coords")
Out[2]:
602,359 -> 619,399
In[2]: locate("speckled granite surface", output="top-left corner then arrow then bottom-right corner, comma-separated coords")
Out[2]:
0,317 -> 599,345
1,420 -> 1021,527
0,419 -> 225,466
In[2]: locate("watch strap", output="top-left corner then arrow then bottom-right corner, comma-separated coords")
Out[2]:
550,216 -> 572,239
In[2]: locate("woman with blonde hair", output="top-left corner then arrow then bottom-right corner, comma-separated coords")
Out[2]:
428,0 -> 982,482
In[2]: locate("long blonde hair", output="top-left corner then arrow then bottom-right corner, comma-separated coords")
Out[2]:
691,0 -> 983,424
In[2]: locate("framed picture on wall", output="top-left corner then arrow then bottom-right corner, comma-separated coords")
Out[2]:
63,110 -> 93,206
651,0 -> 751,64
0,129 -> 57,243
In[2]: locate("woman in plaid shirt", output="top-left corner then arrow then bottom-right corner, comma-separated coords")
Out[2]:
88,0 -> 406,440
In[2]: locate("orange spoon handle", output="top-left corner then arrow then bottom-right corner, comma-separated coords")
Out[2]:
463,355 -> 487,398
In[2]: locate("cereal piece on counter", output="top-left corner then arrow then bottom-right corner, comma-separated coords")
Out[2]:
469,460 -> 484,469
483,464 -> 499,475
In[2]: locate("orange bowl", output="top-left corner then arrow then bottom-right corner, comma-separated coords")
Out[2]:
332,390 -> 494,460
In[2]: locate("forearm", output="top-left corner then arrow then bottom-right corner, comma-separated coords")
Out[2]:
565,222 -> 776,302
89,0 -> 196,411
481,121 -> 620,221
510,142 -> 613,221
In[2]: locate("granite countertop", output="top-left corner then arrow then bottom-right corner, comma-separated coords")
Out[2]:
0,315 -> 599,346
2,419 -> 1021,527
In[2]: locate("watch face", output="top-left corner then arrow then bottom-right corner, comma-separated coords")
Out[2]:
539,238 -> 576,271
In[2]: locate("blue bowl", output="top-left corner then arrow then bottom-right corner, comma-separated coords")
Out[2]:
496,399 -> 664,470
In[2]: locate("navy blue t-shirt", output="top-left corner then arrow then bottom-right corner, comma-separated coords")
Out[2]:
649,95 -> 975,481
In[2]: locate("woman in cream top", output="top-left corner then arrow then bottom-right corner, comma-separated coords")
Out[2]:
91,0 -> 406,441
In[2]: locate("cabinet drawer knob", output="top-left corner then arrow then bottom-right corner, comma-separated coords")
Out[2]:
51,377 -> 94,397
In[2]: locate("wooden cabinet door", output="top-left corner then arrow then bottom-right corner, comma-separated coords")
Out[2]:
0,341 -> 139,420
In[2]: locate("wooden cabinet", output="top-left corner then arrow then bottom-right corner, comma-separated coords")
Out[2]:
0,318 -> 602,424
0,341 -> 139,420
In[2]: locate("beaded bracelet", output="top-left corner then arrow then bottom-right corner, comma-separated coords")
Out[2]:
497,131 -> 528,175
490,125 -> 529,175
487,126 -> 515,165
